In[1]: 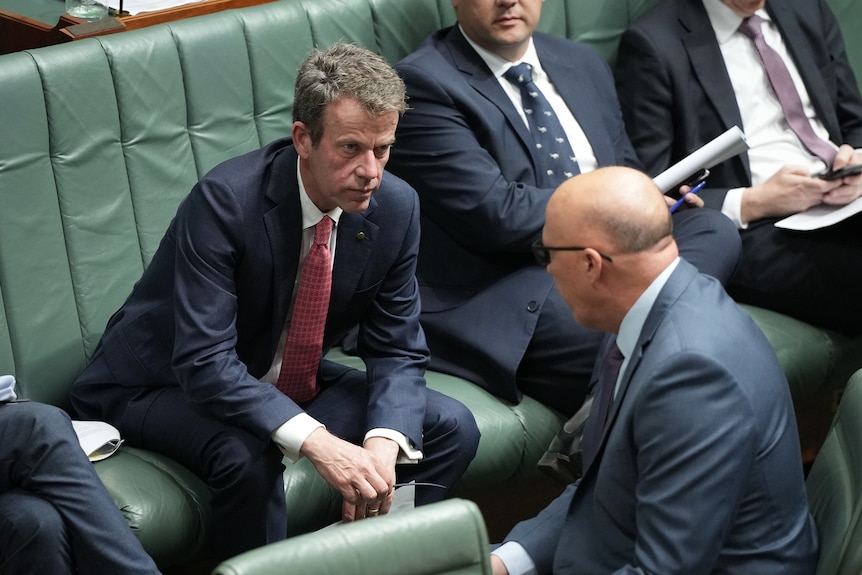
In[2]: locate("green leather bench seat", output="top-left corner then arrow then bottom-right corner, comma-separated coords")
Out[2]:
740,305 -> 862,399
0,0 -> 860,569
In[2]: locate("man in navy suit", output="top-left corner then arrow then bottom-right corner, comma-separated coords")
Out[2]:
387,0 -> 741,416
490,166 -> 817,574
616,0 -> 862,334
70,43 -> 479,561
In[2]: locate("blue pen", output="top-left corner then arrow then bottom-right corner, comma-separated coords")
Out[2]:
669,180 -> 707,213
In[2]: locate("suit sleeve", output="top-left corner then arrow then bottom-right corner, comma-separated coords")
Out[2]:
170,176 -> 302,440
612,352 -> 758,574
354,189 -> 429,448
392,60 -> 554,254
502,483 -> 579,574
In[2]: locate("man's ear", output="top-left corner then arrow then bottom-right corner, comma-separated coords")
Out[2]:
292,121 -> 311,158
584,248 -> 606,282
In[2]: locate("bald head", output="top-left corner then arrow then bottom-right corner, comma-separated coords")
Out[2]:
546,167 -> 673,254
542,167 -> 679,333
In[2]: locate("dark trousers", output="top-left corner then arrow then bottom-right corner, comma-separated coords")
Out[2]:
72,355 -> 479,562
0,402 -> 160,575
729,214 -> 862,334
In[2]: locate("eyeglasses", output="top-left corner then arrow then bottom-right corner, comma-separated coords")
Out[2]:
531,240 -> 614,267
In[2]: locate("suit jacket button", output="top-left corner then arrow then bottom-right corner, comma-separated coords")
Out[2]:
526,301 -> 539,312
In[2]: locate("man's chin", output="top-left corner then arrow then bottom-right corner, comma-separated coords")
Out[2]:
342,196 -> 373,213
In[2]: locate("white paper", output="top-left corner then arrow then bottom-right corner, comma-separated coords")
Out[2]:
72,420 -> 124,462
774,195 -> 862,231
108,0 -> 205,15
653,126 -> 749,193
0,375 -> 16,402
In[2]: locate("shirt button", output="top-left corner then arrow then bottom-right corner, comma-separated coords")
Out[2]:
526,301 -> 539,312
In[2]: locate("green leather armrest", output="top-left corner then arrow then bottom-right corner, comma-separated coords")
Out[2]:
806,369 -> 862,575
210,498 -> 492,575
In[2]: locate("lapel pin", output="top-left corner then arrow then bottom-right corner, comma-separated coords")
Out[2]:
356,231 -> 366,240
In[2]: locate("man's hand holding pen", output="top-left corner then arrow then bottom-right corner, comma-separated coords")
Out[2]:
666,168 -> 708,213
668,180 -> 707,213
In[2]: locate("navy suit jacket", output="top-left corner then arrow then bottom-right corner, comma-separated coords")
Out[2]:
505,259 -> 818,574
389,26 -> 641,401
82,138 -> 429,448
616,0 -> 862,209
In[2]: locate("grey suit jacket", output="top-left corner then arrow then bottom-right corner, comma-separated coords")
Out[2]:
505,259 -> 818,574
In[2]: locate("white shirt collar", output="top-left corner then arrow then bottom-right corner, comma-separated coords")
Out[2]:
296,156 -> 343,230
458,25 -> 544,81
702,0 -> 772,44
616,257 -> 681,359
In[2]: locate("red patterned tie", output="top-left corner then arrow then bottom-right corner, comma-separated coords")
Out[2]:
276,216 -> 333,404
739,15 -> 837,165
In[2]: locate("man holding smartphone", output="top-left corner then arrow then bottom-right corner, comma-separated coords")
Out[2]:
616,0 -> 862,334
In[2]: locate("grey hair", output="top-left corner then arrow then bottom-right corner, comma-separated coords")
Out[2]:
293,42 -> 407,146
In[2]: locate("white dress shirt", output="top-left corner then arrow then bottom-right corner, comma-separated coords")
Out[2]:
702,0 -> 837,227
264,158 -> 421,464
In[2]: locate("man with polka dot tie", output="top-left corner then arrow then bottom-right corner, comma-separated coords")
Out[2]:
387,0 -> 742,417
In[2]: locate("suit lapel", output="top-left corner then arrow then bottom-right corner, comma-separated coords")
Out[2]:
536,37 -> 616,167
679,0 -> 751,178
766,2 -> 840,138
581,261 -> 700,478
264,147 -> 304,349
445,27 -> 541,171
679,2 -> 744,134
329,201 -> 379,320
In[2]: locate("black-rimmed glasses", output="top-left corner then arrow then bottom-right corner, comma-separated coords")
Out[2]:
531,240 -> 614,267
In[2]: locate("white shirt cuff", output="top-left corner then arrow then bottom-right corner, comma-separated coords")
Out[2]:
364,428 -> 423,464
491,541 -> 538,575
272,413 -> 325,462
721,186 -> 748,229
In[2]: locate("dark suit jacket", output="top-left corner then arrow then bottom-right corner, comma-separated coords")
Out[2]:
389,26 -> 641,401
505,259 -> 818,574
615,0 -> 862,209
79,138 -> 429,448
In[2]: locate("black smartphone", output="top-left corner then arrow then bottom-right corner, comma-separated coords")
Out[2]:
684,168 -> 710,187
817,164 -> 862,180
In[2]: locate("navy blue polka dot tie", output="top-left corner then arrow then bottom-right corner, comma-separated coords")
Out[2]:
504,62 -> 580,187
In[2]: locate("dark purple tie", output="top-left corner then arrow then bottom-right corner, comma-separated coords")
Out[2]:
591,339 -> 625,453
739,15 -> 837,165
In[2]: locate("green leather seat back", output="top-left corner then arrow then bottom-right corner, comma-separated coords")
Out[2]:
212,498 -> 492,575
807,369 -> 862,575
826,0 -> 862,94
0,1 -> 317,404
0,50 -> 95,407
